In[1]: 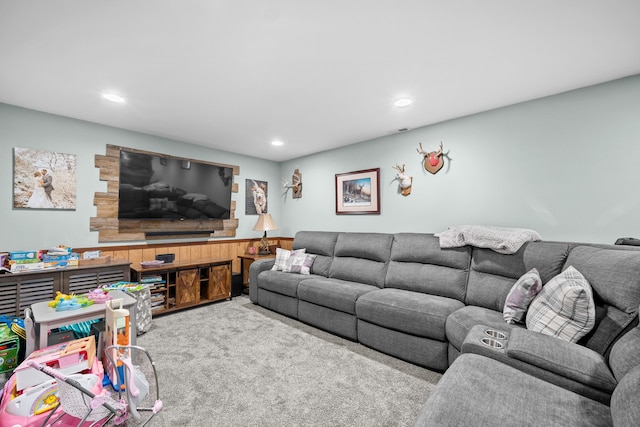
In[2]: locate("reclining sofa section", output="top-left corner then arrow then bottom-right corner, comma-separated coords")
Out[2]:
249,231 -> 640,375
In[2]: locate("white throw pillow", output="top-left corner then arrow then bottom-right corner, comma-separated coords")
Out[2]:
526,266 -> 596,343
271,248 -> 305,271
503,268 -> 542,324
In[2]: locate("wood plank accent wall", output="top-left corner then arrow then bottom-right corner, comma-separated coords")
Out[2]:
90,144 -> 240,242
78,238 -> 294,274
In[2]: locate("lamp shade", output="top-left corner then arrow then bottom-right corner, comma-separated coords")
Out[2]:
253,213 -> 278,232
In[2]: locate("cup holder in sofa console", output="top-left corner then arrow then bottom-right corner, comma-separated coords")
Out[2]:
480,337 -> 504,349
484,329 -> 507,340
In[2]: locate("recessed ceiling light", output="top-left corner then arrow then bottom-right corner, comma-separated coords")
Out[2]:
394,98 -> 412,108
102,93 -> 125,103
271,140 -> 284,146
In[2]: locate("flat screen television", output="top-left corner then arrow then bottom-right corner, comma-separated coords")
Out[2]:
118,149 -> 233,221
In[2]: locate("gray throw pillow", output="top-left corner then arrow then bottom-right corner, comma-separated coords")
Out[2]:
503,268 -> 542,324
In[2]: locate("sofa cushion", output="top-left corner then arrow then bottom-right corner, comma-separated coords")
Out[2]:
503,268 -> 542,324
390,233 -> 471,268
611,364 -> 640,427
466,241 -> 570,311
256,270 -> 314,298
329,233 -> 393,288
412,353 -> 612,427
385,233 -> 470,301
564,245 -> 640,356
506,328 -> 617,393
526,266 -> 596,343
356,288 -> 464,341
566,246 -> 640,315
292,231 -> 340,277
297,278 -> 377,314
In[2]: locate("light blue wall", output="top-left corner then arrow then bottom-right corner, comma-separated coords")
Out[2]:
2,75 -> 639,252
279,75 -> 640,244
0,104 -> 280,252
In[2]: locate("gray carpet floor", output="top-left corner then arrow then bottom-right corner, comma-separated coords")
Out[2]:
0,296 -> 441,426
136,296 -> 441,426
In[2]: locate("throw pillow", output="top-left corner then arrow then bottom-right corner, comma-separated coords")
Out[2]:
283,253 -> 317,275
503,268 -> 542,324
271,248 -> 305,271
526,266 -> 596,343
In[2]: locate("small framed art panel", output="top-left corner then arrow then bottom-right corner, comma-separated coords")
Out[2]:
335,168 -> 380,215
13,147 -> 77,210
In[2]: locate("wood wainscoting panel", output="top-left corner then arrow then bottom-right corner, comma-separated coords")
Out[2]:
79,237 -> 293,276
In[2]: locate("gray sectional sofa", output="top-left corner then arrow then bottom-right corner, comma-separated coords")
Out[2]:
249,231 -> 640,426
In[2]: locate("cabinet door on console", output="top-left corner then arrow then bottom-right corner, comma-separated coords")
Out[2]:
204,264 -> 231,301
176,268 -> 200,306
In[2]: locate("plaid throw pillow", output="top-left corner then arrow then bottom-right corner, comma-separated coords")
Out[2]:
503,268 -> 542,324
526,266 -> 596,343
271,248 -> 305,271
283,253 -> 317,275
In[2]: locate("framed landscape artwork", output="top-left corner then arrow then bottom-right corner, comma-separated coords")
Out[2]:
13,147 -> 77,210
335,168 -> 380,215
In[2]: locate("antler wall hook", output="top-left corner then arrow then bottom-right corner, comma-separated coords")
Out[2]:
282,169 -> 303,199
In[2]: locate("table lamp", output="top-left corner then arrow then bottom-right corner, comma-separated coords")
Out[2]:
253,213 -> 278,255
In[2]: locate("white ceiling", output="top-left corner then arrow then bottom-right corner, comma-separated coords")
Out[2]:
1,1 -> 639,162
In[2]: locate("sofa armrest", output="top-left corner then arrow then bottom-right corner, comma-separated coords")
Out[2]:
507,328 -> 617,393
461,325 -> 616,403
461,324 -> 511,361
249,259 -> 275,303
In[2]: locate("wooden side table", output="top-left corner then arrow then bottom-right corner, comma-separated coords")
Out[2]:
238,254 -> 275,290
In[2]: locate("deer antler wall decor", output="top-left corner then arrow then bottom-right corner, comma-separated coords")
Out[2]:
417,141 -> 445,174
392,163 -> 412,196
282,168 -> 303,199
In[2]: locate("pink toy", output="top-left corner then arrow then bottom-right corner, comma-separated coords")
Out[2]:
0,358 -> 106,427
1,344 -> 163,427
87,289 -> 113,304
27,360 -> 127,426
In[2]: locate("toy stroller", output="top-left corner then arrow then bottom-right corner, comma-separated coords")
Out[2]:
104,345 -> 163,426
27,345 -> 162,427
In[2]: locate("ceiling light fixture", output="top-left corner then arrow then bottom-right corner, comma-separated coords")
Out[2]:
271,140 -> 284,146
102,93 -> 125,103
394,98 -> 413,108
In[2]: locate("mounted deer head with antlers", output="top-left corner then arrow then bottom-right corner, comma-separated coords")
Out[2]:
392,163 -> 412,196
417,141 -> 444,174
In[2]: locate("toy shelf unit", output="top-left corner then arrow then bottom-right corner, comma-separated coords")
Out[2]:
0,260 -> 131,318
130,258 -> 232,316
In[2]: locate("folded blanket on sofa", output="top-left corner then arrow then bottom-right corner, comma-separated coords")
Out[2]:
435,225 -> 541,254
